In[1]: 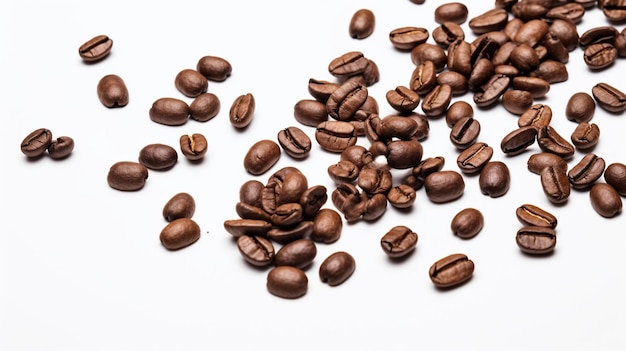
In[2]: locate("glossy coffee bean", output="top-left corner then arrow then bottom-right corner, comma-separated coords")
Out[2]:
568,153 -> 605,190
328,51 -> 369,78
537,126 -> 575,160
590,183 -> 622,218
274,238 -> 317,269
527,152 -> 568,175
421,84 -> 452,117
529,60 -> 568,84
411,43 -> 447,72
479,161 -> 511,198
20,128 -> 52,158
107,161 -> 149,191
456,142 -> 493,175
229,93 -> 255,128
446,100 -> 474,128
500,126 -> 537,156
319,251 -> 356,286
277,126 -> 312,159
516,204 -> 557,229
409,60 -> 438,94
473,74 -> 510,108
307,79 -> 340,103
175,69 -> 208,98
326,79 -> 368,121
604,162 -> 626,196
451,208 -> 484,239
294,99 -> 329,127
424,170 -> 465,203
159,218 -> 200,250
196,55 -> 232,82
429,253 -> 474,288
570,122 -> 600,151
78,34 -> 113,62
243,139 -> 281,175
237,235 -> 275,267
97,74 -> 129,108
591,82 -> 626,113
149,98 -> 190,126
189,93 -> 220,122
432,22 -> 465,48
518,104 -> 552,130
47,136 -> 74,160
502,90 -> 534,115
384,139 -> 423,169
300,185 -> 328,220
516,226 -> 557,255
138,143 -> 178,170
540,165 -> 571,204
386,184 -> 417,209
223,219 -> 272,238
179,133 -> 208,161
389,26 -> 429,51
349,9 -> 375,39
511,77 -> 551,99
315,121 -> 358,153
267,221 -> 314,245
266,266 -> 308,299
449,116 -> 480,150
310,208 -> 342,244
162,192 -> 195,222
584,43 -> 618,70
566,92 -> 595,123
434,2 -> 468,24
380,225 -> 418,258
468,8 -> 508,35
386,85 -> 420,113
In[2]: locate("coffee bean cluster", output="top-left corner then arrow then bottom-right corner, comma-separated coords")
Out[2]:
20,128 -> 74,160
160,192 -> 201,250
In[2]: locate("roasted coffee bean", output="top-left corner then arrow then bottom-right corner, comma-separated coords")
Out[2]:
591,82 -> 626,113
568,153 -> 605,190
512,1 -> 549,21
386,184 -> 417,209
294,99 -> 329,127
468,8 -> 508,35
529,60 -> 568,84
343,192 -> 388,223
446,39 -> 472,77
601,0 -> 626,22
511,77 -> 551,99
470,36 -> 501,66
97,74 -> 129,108
451,208 -> 484,239
527,152 -> 568,175
543,32 -> 570,64
403,156 -> 446,190
307,79 -> 340,103
516,226 -> 557,255
357,164 -> 392,195
446,101 -> 474,128
424,170 -> 465,203
491,41 -> 517,67
540,165 -> 571,204
358,58 -> 380,86
267,221 -> 314,245
353,95 -> 380,121
149,98 -> 190,126
590,183 -> 622,218
235,202 -> 271,222
160,218 -> 200,250
138,143 -> 178,170
267,266 -> 308,299
189,93 -> 220,122
262,167 -> 309,213
243,139 -> 281,175
549,19 -> 580,52
516,204 -> 558,229
479,161 -> 511,198
421,84 -> 452,117
179,133 -> 208,161
310,208 -> 342,243
604,162 -> 626,196
174,69 -> 208,98
566,92 -> 595,123
436,71 -> 468,95
315,121 -> 358,153
223,219 -> 272,238
326,79 -> 368,121
237,235 -> 275,267
376,115 -> 419,140
270,203 -> 304,227
196,55 -> 232,82
473,74 -> 510,108
380,225 -> 418,258
469,60 -> 496,93
546,2 -> 586,23
411,43 -> 448,72
299,185 -> 328,219
502,90 -> 534,115
240,180 -> 264,207
510,44 -> 540,73
409,60 -> 438,94
615,32 -> 626,57
163,192 -> 195,222
319,251 -> 356,286
277,126 -> 311,159
386,86 -> 420,113
518,104 -> 552,130
429,253 -> 474,288
494,64 -> 520,78
434,2 -> 468,24
349,9 -> 375,39
389,26 -> 429,51
385,139 -> 423,169
328,51 -> 369,78
537,126 -> 575,159
340,145 -> 374,169
432,22 -> 465,48
501,126 -> 538,156
449,116 -> 480,150
78,34 -> 112,62
47,136 -> 74,160
230,93 -> 255,128
457,142 -> 493,175
20,128 -> 52,158
570,122 -> 600,151
584,43 -> 618,70
274,238 -> 317,269
579,26 -> 619,48
107,161 -> 149,191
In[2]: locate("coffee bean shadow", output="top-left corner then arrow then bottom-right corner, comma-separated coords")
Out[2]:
24,154 -> 47,162
392,206 -> 415,216
433,275 -> 473,292
520,249 -> 555,258
80,54 -> 112,65
386,248 -> 417,265
184,157 -> 206,166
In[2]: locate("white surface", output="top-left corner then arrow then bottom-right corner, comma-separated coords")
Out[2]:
1,1 -> 625,350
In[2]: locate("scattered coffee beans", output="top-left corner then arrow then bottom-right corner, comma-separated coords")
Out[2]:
229,93 -> 255,128
429,253 -> 474,288
243,139 -> 281,175
179,133 -> 208,161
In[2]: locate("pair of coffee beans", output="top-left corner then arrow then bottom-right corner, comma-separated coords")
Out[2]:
160,192 -> 201,250
20,127 -> 74,160
515,204 -> 558,255
138,133 -> 208,170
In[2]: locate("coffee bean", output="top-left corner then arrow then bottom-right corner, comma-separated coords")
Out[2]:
527,152 -> 568,175
149,97 -> 190,126
386,85 -> 420,113
411,43 -> 448,72
78,34 -> 112,62
579,26 -> 619,48
546,2 -> 586,23
446,100 -> 474,128
277,126 -> 312,160
584,43 -> 618,70
299,185 -> 328,219
434,2 -> 468,24
518,104 -> 552,130
262,167 -> 309,213
543,32 -> 570,64
138,143 -> 178,170
409,60 -> 438,94
315,121 -> 358,153
449,116 -> 480,150
310,208 -> 342,243
468,8 -> 508,35
20,128 -> 52,158
512,2 -> 548,22
384,138 -> 423,169
591,82 -> 626,113
294,99 -> 329,127
319,251 -> 356,286
223,219 -> 272,238
349,9 -> 375,39
447,39 -> 472,77
537,126 -> 575,159
274,238 -> 317,269
511,76 -> 551,98
196,55 -> 232,82
235,202 -> 271,222
604,162 -> 626,196
159,218 -> 200,250
307,78 -> 340,103
189,93 -> 220,122
456,142 -> 493,175
328,51 -> 369,79
229,93 -> 255,128
516,204 -> 558,229
270,203 -> 304,227
548,19 -> 579,51
566,92 -> 595,123
386,184 -> 417,209
473,74 -> 510,108
47,136 -> 74,160
570,122 -> 600,151
529,60 -> 569,84
436,71 -> 468,95
510,44 -> 540,72
243,139 -> 281,175
375,115 -> 419,140
451,208 -> 484,239
540,165 -> 571,204
424,170 -> 465,203
267,221 -> 314,245
97,74 -> 129,108
429,253 -> 474,288
479,161 -> 511,198
500,126 -> 537,156
421,84 -> 452,117
380,225 -> 418,258
389,26 -> 429,51
590,183 -> 623,218
357,164 -> 392,195
174,69 -> 208,98
237,235 -> 275,267
432,22 -> 465,48
568,153 -> 605,190
402,156 -> 446,190
326,79 -> 368,121
163,192 -> 195,222
600,0 -> 626,22
266,266 -> 308,299
179,133 -> 208,161
516,226 -> 557,255
107,161 -> 149,191
502,90 -> 534,115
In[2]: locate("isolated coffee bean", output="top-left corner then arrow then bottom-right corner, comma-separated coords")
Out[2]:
319,251 -> 356,286
159,218 -> 200,250
237,235 -> 275,267
277,126 -> 312,159
349,9 -> 375,39
568,153 -> 605,190
315,121 -> 358,153
189,93 -> 220,122
429,253 -> 474,288
149,98 -> 190,126
47,136 -> 74,160
274,238 -> 317,269
604,162 -> 626,196
456,142 -> 493,175
179,133 -> 208,161
266,266 -> 308,299
78,34 -> 113,62
516,226 -> 557,255
380,225 -> 418,258
527,152 -> 568,175
107,161 -> 149,191
97,74 -> 129,108
570,122 -> 600,151
163,192 -> 195,222
424,170 -> 465,203
500,126 -> 537,156
196,55 -> 232,82
566,92 -> 595,123
479,161 -> 511,198
243,139 -> 281,175
451,208 -> 484,239
20,128 -> 52,158
516,204 -> 557,229
540,165 -> 571,204
230,93 -> 255,128
138,143 -> 178,170
389,26 -> 429,51
591,82 -> 626,113
590,183 -> 622,218
175,69 -> 208,98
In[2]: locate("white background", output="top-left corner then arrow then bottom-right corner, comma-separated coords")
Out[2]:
1,1 -> 626,350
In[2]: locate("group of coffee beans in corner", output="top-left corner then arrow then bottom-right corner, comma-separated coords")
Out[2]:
20,128 -> 75,160
160,192 -> 201,250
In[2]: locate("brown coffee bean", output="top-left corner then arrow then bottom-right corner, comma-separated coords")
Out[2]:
319,251 -> 356,286
163,192 -> 195,222
385,139 -> 423,169
262,167 -> 309,213
512,1 -> 548,21
479,161 -> 511,197
243,139 -> 281,175
386,86 -> 420,113
434,2 -> 468,24
237,235 -> 275,267
376,115 -> 419,140
500,126 -> 537,156
451,208 -> 484,239
274,238 -> 317,269
516,226 -> 557,255
328,51 -> 369,78
584,43 -> 618,70
380,225 -> 418,258
449,116 -> 480,150
349,9 -> 375,39
97,74 -> 129,108
402,156 -> 446,190
223,219 -> 272,238
502,90 -> 534,115
468,8 -> 508,34
590,183 -> 623,218
601,0 -> 626,22
527,152 -> 568,175
549,19 -> 579,51
540,165 -> 571,204
307,79 -> 340,103
516,204 -> 558,229
511,77 -> 551,99
436,71 -> 468,95
138,143 -> 178,170
189,93 -> 220,122
269,203 -> 303,228
310,208 -> 342,244
20,128 -> 52,158
421,84 -> 452,117
579,26 -> 619,48
432,22 -> 465,48
159,218 -> 200,250
339,145 -> 374,169
267,266 -> 308,299
196,55 -> 232,82
473,74 -> 510,108
429,253 -> 474,288
518,104 -> 552,130
149,97 -> 190,126
267,221 -> 314,245
529,60 -> 569,84
277,126 -> 311,160
546,3 -> 586,23
604,162 -> 626,196
107,161 -> 148,191
357,164 -> 393,195
386,184 -> 417,209
240,180 -> 264,207
568,153 -> 605,190
409,60 -> 438,94
229,93 -> 255,128
389,26 -> 429,51
315,121 -> 358,153
411,43 -> 448,72
294,99 -> 329,127
570,122 -> 600,151
447,39 -> 472,77
424,170 -> 465,203
47,136 -> 74,160
591,82 -> 626,113
326,79 -> 368,121
456,142 -> 493,175
179,133 -> 208,161
299,185 -> 328,219
566,92 -> 595,123
446,101 -> 474,128
78,34 -> 113,62
174,69 -> 208,98
537,126 -> 575,159
510,44 -> 540,72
